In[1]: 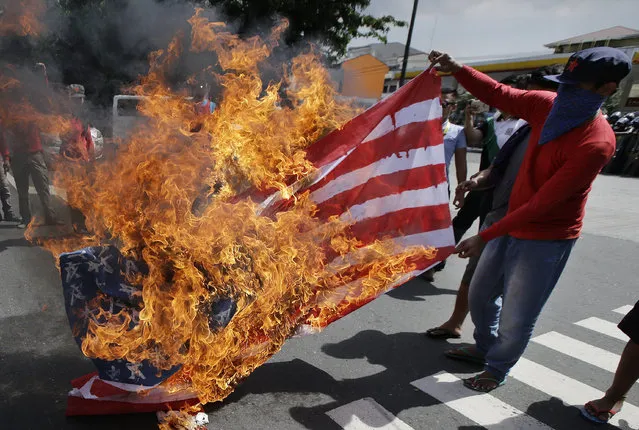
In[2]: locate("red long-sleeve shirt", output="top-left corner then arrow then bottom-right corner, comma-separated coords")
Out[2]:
455,66 -> 615,242
60,118 -> 94,162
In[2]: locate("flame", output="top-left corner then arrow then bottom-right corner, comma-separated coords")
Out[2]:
28,10 -> 436,409
0,0 -> 46,37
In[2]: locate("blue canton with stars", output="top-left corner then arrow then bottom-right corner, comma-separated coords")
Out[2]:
60,245 -> 238,387
60,245 -> 181,387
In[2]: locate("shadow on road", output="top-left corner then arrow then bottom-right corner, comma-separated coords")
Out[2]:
0,326 -> 159,430
210,330 -> 478,430
0,237 -> 34,253
386,277 -> 458,301
459,396 -> 629,430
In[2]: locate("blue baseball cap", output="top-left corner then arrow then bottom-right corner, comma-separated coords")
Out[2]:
544,47 -> 632,85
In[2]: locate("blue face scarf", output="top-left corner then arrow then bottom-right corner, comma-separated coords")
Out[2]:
538,84 -> 605,145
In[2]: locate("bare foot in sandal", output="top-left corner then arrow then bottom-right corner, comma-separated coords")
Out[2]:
444,345 -> 485,364
583,396 -> 625,423
463,371 -> 505,393
425,323 -> 462,339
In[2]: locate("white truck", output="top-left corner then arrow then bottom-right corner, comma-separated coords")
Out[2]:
112,95 -> 148,142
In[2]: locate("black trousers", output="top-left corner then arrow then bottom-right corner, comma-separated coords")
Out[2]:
452,190 -> 490,243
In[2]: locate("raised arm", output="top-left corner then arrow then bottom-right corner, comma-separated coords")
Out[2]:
454,67 -> 553,124
428,51 -> 554,124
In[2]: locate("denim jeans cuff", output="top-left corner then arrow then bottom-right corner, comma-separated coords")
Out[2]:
484,364 -> 507,382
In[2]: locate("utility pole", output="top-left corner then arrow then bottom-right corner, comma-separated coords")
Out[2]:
399,0 -> 419,87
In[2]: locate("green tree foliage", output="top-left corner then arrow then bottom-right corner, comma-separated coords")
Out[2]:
205,0 -> 405,60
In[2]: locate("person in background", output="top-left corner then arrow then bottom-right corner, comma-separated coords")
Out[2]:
441,87 -> 468,187
451,75 -> 528,244
430,47 -> 631,393
0,129 -> 19,222
421,87 -> 467,282
426,69 -> 561,339
582,301 -> 639,423
7,122 -> 58,229
60,84 -> 94,233
526,64 -> 565,91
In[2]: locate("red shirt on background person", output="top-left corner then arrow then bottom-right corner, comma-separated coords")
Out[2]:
61,118 -> 94,162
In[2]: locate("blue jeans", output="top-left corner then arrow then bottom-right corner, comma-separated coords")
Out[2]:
469,236 -> 576,381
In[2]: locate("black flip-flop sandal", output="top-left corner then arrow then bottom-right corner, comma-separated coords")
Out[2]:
463,374 -> 505,393
425,327 -> 461,339
444,346 -> 486,365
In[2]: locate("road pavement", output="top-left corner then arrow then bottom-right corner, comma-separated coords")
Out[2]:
1,153 -> 638,430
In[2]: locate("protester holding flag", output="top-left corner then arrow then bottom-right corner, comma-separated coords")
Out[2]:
426,71 -> 560,340
429,47 -> 632,392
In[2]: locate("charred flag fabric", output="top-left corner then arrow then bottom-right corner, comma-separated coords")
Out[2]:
60,70 -> 454,415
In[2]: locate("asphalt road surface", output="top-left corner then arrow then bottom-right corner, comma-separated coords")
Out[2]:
1,153 -> 638,430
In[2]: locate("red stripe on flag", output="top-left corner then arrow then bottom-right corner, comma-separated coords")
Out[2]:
70,372 -> 98,389
321,203 -> 452,264
315,164 -> 447,219
308,120 -> 442,192
307,71 -> 441,168
347,204 -> 452,245
304,245 -> 455,329
90,378 -> 133,398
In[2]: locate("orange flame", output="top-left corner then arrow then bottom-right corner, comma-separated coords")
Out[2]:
33,11 -> 436,409
0,0 -> 46,37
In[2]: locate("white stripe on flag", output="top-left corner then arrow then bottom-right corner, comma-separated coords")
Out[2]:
510,358 -> 639,428
392,227 -> 456,249
258,148 -> 355,214
340,183 -> 449,223
363,115 -> 395,143
311,144 -> 445,205
362,98 -> 441,143
613,305 -> 633,315
411,372 -> 552,429
326,398 -> 414,430
531,331 -> 622,374
326,227 -> 455,273
394,98 -> 442,129
575,317 -> 629,342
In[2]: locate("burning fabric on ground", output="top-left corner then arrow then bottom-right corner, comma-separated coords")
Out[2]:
9,6 -> 452,422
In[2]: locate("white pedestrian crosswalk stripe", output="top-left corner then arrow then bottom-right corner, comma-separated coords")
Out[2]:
326,398 -> 414,430
325,305 -> 638,429
510,358 -> 639,428
531,331 -> 622,373
411,371 -> 552,429
575,317 -> 629,341
613,305 -> 633,315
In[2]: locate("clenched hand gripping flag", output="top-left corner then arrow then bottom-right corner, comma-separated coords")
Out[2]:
60,70 -> 454,415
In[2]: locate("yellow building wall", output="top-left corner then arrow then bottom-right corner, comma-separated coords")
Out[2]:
341,54 -> 389,99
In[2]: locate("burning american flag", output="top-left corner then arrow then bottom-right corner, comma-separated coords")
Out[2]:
10,9 -> 456,420
59,66 -> 454,416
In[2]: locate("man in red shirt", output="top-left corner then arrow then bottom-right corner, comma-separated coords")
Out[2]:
428,47 -> 632,392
